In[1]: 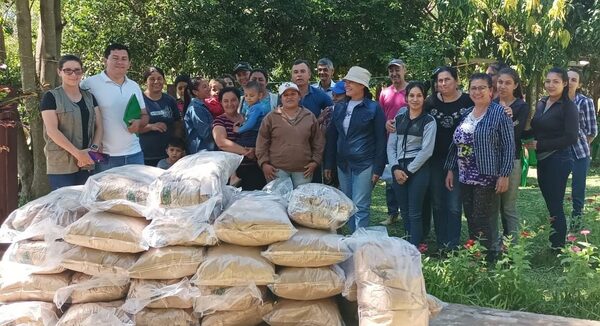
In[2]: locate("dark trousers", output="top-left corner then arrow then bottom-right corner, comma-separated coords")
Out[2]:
48,170 -> 92,190
236,159 -> 266,191
386,182 -> 400,217
537,149 -> 573,248
429,156 -> 462,249
393,162 -> 430,246
461,183 -> 500,254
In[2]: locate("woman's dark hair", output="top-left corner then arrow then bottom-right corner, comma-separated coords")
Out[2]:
405,81 -> 429,98
433,66 -> 458,81
142,66 -> 165,81
497,67 -> 524,99
188,76 -> 205,98
250,68 -> 269,82
219,87 -> 242,102
58,54 -> 83,70
174,74 -> 191,86
243,80 -> 262,94
487,62 -> 508,75
220,74 -> 235,84
469,72 -> 493,88
547,67 -> 570,100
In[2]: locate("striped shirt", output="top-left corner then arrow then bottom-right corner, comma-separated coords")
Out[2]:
571,93 -> 598,159
445,102 -> 515,177
212,114 -> 239,143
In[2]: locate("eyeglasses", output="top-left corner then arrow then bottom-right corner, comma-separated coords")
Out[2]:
61,68 -> 84,76
469,85 -> 489,92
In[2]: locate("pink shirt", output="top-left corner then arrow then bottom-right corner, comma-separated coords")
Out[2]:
379,85 -> 407,121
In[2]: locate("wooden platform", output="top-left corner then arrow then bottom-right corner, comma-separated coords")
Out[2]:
431,303 -> 600,326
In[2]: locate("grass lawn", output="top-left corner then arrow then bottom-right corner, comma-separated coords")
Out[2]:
350,162 -> 600,320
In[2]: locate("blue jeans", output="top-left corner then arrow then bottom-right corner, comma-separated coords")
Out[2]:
95,151 -> 145,173
570,154 -> 591,228
393,162 -> 430,246
338,166 -> 374,233
537,149 -> 573,248
48,170 -> 92,190
275,169 -> 311,189
385,182 -> 400,217
429,156 -> 462,248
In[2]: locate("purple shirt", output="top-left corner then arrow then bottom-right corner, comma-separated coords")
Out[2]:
454,114 -> 497,186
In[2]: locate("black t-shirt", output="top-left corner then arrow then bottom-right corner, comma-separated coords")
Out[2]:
424,92 -> 474,159
140,93 -> 181,160
40,91 -> 98,148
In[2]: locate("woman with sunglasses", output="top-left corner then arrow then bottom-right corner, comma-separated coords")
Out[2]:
41,54 -> 103,189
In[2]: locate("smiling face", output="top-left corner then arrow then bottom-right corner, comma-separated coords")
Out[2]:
209,80 -> 223,98
223,77 -> 235,88
250,72 -> 268,92
146,71 -> 165,94
407,86 -> 425,111
469,78 -> 492,107
344,79 -> 364,100
388,65 -> 405,85
292,63 -> 311,87
192,79 -> 210,99
496,73 -> 518,99
281,89 -> 300,110
104,49 -> 130,79
235,70 -> 250,87
58,60 -> 84,87
317,64 -> 333,84
220,90 -> 240,115
436,71 -> 458,96
544,72 -> 567,99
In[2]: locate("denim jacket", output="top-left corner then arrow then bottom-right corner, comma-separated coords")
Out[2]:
325,98 -> 386,175
184,98 -> 215,154
445,102 -> 515,177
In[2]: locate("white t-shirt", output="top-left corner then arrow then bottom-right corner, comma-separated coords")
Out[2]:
81,72 -> 145,156
343,100 -> 362,135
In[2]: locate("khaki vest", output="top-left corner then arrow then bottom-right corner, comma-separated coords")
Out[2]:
44,86 -> 96,174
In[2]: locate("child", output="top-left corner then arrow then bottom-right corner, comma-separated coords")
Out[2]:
234,80 -> 269,147
157,138 -> 186,169
204,78 -> 225,118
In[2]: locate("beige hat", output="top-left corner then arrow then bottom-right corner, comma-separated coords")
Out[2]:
343,66 -> 371,88
278,82 -> 300,95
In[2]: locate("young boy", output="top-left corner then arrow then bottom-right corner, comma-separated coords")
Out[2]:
157,138 -> 186,169
234,80 -> 269,147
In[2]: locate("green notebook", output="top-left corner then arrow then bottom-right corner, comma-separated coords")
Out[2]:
123,94 -> 141,125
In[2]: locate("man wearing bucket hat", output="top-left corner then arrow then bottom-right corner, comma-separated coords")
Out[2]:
324,66 -> 386,233
379,58 -> 408,226
256,82 -> 325,188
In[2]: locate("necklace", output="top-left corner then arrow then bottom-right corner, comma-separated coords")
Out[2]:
281,107 -> 302,122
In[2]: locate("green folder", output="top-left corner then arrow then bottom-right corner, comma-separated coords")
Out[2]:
123,94 -> 141,125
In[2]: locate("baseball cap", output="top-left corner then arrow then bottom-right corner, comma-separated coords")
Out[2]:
387,59 -> 405,69
233,62 -> 252,74
278,82 -> 300,95
331,81 -> 346,95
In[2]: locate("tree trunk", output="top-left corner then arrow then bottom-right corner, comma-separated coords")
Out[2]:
54,0 -> 63,55
0,19 -> 6,63
15,0 -> 38,201
38,0 -> 59,90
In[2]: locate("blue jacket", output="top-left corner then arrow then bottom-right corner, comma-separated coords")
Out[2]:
445,102 -> 515,177
325,98 -> 386,175
184,98 -> 215,154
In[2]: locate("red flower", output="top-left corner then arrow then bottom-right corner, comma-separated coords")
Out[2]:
418,243 -> 428,253
464,239 -> 476,250
580,229 -> 591,236
567,234 -> 578,242
571,245 -> 582,253
520,230 -> 531,238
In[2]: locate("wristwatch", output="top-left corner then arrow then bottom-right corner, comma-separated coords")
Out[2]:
90,144 -> 99,151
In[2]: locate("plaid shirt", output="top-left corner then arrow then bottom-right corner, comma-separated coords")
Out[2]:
571,93 -> 598,159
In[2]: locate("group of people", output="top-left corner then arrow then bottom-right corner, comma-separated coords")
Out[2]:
41,42 -> 597,256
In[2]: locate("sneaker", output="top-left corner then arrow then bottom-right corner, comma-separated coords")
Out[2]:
380,215 -> 398,225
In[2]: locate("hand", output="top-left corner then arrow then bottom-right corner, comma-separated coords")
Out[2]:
324,169 -> 332,182
394,169 -> 408,185
503,106 -> 513,118
495,176 -> 509,194
445,170 -> 454,191
149,122 -> 167,133
303,162 -> 318,178
371,174 -> 380,186
524,140 -> 537,150
244,148 -> 256,160
233,125 -> 240,133
317,107 -> 332,124
75,149 -> 94,167
262,163 -> 278,181
385,119 -> 396,133
128,119 -> 142,133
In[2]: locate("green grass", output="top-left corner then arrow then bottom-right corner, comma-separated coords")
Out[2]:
350,162 -> 600,320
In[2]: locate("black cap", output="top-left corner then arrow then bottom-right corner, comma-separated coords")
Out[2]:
233,62 -> 252,74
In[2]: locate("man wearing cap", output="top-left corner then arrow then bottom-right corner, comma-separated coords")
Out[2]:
81,43 -> 148,172
256,82 -> 325,188
233,62 -> 252,88
324,66 -> 386,233
379,58 -> 408,225
312,58 -> 337,99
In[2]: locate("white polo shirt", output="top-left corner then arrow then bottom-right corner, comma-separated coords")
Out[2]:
81,71 -> 146,156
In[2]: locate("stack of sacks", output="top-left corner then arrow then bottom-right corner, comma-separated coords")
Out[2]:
354,236 -> 429,326
0,186 -> 87,242
259,184 -> 355,326
143,152 -> 244,247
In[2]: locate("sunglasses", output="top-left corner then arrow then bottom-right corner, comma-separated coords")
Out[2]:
61,68 -> 84,76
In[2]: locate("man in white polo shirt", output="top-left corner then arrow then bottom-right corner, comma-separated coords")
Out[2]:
81,43 -> 148,172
